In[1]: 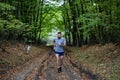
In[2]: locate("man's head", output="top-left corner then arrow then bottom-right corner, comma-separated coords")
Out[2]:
57,32 -> 62,39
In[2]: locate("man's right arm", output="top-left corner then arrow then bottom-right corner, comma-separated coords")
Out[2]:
53,39 -> 55,50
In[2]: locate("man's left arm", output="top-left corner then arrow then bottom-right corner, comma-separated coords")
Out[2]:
63,38 -> 66,46
60,39 -> 66,47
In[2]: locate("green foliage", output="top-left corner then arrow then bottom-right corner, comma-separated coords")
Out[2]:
0,1 -> 64,44
0,0 -> 120,45
62,0 -> 120,45
0,2 -> 31,44
0,3 -> 15,11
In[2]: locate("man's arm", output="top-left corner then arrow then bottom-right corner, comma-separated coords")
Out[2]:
63,39 -> 66,47
53,39 -> 55,50
60,39 -> 66,47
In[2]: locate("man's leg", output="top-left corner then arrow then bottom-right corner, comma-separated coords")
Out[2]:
55,54 -> 60,68
60,56 -> 63,67
56,54 -> 63,73
57,55 -> 63,72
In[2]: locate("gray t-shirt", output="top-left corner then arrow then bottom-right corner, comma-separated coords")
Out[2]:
54,38 -> 66,52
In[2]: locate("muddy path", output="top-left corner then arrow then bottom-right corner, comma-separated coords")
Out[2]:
0,48 -> 102,80
34,51 -> 81,80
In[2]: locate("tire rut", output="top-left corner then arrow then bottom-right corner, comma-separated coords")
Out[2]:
0,51 -> 50,80
34,51 -> 82,80
1,50 -> 83,80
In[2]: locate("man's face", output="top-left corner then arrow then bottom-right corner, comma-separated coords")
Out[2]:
57,33 -> 61,38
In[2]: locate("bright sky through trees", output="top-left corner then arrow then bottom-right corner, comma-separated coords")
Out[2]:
45,0 -> 64,6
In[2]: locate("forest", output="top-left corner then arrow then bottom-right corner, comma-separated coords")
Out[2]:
0,0 -> 120,46
0,0 -> 120,80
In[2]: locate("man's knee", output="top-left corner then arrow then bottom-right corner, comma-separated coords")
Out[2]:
60,56 -> 63,59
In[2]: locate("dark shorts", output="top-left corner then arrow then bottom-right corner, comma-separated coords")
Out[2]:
54,51 -> 64,56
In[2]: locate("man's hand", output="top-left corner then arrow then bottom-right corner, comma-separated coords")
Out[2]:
58,43 -> 66,47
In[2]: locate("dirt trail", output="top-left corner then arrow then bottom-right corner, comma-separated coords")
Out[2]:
0,49 -> 82,80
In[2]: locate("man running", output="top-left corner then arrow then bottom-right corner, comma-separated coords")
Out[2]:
53,32 -> 66,73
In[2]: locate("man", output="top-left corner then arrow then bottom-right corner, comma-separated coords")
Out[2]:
53,32 -> 66,73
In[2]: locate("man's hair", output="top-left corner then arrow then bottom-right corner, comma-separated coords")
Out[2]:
57,32 -> 61,34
